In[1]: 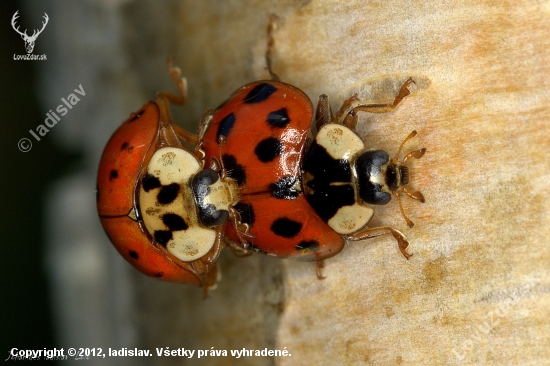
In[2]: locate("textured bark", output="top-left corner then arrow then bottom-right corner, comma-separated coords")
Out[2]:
41,1 -> 549,365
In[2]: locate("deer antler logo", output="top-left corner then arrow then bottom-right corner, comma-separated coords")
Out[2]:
12,11 -> 49,54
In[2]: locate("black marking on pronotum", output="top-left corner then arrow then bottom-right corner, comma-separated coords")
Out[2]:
142,174 -> 161,192
109,169 -> 119,181
244,83 -> 277,104
216,113 -> 236,143
271,218 -> 302,238
129,110 -> 144,122
154,230 -> 172,246
270,176 -> 299,199
192,169 -> 229,227
266,108 -> 290,128
129,250 -> 139,260
157,183 -> 180,205
255,137 -> 283,163
296,240 -> 320,252
303,141 -> 352,184
234,202 -> 255,225
356,150 -> 392,205
222,154 -> 246,186
303,140 -> 356,222
162,213 -> 188,231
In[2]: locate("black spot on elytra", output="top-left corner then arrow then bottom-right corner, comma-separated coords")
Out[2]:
109,169 -> 118,181
129,110 -> 144,122
162,213 -> 188,231
157,183 -> 180,204
266,108 -> 290,128
270,176 -> 299,199
296,240 -> 320,252
142,174 -> 161,192
222,154 -> 246,185
255,137 -> 283,163
234,202 -> 255,225
129,250 -> 139,260
154,230 -> 172,246
155,272 -> 163,278
271,218 -> 302,238
121,141 -> 134,151
244,83 -> 277,104
216,113 -> 236,143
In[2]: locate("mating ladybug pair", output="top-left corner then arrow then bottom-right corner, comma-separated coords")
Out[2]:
97,59 -> 425,289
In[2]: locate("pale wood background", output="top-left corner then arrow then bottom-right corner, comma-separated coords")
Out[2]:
39,1 -> 549,365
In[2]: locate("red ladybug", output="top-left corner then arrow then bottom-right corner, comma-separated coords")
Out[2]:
97,62 -> 240,288
201,78 -> 425,276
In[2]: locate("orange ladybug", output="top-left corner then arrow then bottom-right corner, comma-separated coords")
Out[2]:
200,77 -> 425,277
97,61 -> 240,288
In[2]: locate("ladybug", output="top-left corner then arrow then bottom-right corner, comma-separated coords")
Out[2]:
200,77 -> 425,276
97,61 -> 241,288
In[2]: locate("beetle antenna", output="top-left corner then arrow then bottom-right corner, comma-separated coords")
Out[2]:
403,147 -> 426,164
392,130 -> 418,163
394,191 -> 415,228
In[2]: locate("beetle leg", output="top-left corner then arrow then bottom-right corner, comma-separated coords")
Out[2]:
197,109 -> 213,141
265,14 -> 281,81
226,238 -> 253,257
156,59 -> 200,145
345,226 -> 412,259
335,94 -> 359,122
315,94 -> 336,130
202,263 -> 220,298
350,77 -> 414,115
157,58 -> 187,105
341,109 -> 359,130
394,190 -> 415,228
316,260 -> 327,280
170,123 -> 199,146
228,207 -> 255,249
